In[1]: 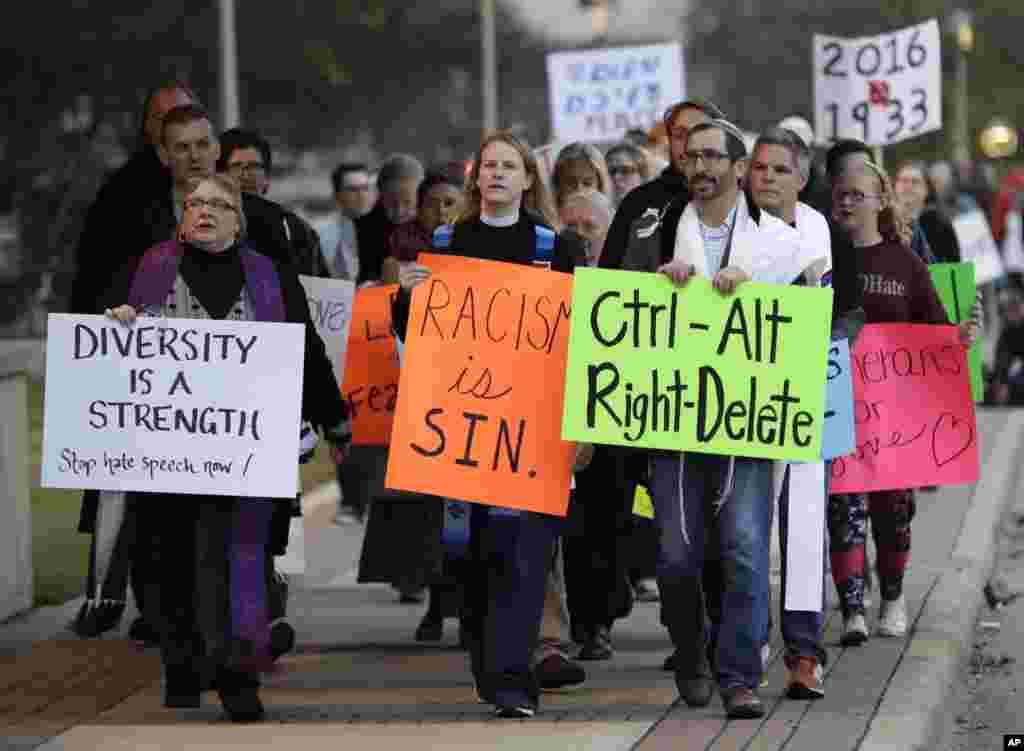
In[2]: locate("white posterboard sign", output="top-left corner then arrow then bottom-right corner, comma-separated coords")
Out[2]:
813,19 -> 941,146
1003,211 -> 1024,274
299,275 -> 355,386
954,209 -> 1005,284
41,314 -> 304,498
545,43 -> 684,144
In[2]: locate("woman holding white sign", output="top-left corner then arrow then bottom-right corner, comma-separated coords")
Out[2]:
828,161 -> 979,645
393,130 -> 588,719
103,174 -> 351,723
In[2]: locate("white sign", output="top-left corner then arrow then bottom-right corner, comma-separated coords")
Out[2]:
299,275 -> 355,385
545,43 -> 684,144
813,19 -> 941,146
41,314 -> 304,498
954,209 -> 1005,284
1003,211 -> 1024,274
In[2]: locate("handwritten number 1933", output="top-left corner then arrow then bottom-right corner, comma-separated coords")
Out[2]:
825,88 -> 927,143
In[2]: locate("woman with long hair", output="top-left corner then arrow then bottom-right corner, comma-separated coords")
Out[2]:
893,160 -> 961,264
828,161 -> 979,646
392,130 -> 586,718
550,142 -> 612,210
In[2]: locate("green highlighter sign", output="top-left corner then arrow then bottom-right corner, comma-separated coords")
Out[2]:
561,268 -> 834,462
928,262 -> 983,402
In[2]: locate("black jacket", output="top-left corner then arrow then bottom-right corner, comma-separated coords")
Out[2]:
242,193 -> 331,277
918,206 -> 961,264
599,167 -> 689,271
354,203 -> 397,284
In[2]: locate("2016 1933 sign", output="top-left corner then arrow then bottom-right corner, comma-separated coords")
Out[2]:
813,19 -> 942,147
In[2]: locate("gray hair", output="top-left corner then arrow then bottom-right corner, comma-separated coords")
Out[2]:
753,127 -> 812,180
377,153 -> 425,193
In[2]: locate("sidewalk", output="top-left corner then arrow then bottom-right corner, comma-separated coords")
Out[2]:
2,409 -> 1020,751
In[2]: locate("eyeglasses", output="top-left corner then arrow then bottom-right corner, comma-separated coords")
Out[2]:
341,183 -> 371,193
682,149 -> 730,166
184,197 -> 239,213
226,161 -> 266,177
608,165 -> 639,178
832,190 -> 882,206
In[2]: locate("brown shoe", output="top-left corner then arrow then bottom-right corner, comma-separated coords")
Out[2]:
722,686 -> 764,719
784,655 -> 824,700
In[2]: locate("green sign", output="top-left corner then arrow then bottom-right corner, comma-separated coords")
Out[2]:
561,268 -> 834,461
928,262 -> 983,402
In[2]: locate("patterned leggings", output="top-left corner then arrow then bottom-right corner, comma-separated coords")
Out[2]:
827,490 -> 916,616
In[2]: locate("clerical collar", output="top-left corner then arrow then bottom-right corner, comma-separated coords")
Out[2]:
481,210 -> 520,228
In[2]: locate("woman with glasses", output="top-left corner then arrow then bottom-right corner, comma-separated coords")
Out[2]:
102,174 -> 351,722
605,142 -> 653,208
827,161 -> 979,646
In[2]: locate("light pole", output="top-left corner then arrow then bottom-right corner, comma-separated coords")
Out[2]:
481,0 -> 498,135
218,0 -> 241,129
948,9 -> 974,164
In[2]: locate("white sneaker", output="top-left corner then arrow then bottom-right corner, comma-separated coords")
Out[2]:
840,614 -> 869,646
877,596 -> 907,637
759,644 -> 771,687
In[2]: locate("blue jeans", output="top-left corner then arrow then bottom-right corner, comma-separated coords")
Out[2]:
649,452 -> 772,691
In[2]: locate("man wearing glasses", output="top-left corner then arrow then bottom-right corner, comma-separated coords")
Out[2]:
218,128 -> 329,277
647,119 -> 826,719
316,163 -> 374,283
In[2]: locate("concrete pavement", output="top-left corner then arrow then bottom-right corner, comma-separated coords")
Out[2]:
2,409 -> 1021,750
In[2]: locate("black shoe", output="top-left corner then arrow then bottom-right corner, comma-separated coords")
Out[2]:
494,703 -> 535,718
398,588 -> 426,604
72,600 -> 126,638
535,654 -> 586,690
662,650 -> 679,671
577,626 -> 613,661
164,667 -> 201,709
722,686 -> 765,719
128,617 -> 160,647
674,652 -> 714,707
415,616 -> 443,642
270,622 -> 295,660
217,685 -> 265,723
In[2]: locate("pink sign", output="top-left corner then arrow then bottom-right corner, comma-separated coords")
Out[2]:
829,323 -> 979,494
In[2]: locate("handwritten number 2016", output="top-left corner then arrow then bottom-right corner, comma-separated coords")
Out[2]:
822,29 -> 927,79
826,88 -> 927,143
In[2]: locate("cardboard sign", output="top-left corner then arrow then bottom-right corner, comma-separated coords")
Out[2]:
41,314 -> 304,498
823,338 -> 856,460
340,285 -> 401,445
814,19 -> 941,146
385,255 -> 576,516
561,269 -> 834,461
298,275 -> 355,387
929,262 -> 984,401
952,209 -> 1005,285
545,43 -> 684,144
829,323 -> 979,493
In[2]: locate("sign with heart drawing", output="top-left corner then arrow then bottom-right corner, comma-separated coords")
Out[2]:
828,323 -> 979,494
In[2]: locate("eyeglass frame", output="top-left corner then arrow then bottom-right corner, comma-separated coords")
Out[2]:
225,160 -> 267,177
183,196 -> 240,214
681,148 -> 733,167
832,189 -> 883,206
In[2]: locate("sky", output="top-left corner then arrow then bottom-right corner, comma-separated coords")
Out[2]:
502,0 -> 698,44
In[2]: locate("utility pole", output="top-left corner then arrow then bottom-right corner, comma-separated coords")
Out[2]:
481,0 -> 498,135
218,0 -> 241,129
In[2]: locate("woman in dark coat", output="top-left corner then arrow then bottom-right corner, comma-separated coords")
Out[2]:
103,175 -> 350,722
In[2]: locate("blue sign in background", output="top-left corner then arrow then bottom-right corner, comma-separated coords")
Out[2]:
822,338 -> 855,461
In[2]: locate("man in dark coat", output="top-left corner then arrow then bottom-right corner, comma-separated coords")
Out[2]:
355,154 -> 424,283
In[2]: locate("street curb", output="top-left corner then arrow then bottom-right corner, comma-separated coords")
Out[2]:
858,410 -> 1024,751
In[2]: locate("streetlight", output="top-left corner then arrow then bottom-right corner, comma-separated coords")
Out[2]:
947,9 -> 973,163
979,119 -> 1020,160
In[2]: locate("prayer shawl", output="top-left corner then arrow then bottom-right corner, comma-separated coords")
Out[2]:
74,241 -> 285,652
668,193 -> 831,613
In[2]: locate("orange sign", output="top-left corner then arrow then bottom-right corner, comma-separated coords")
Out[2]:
340,285 -> 400,445
385,255 -> 576,516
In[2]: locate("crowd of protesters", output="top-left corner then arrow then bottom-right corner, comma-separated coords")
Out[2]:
65,77 -> 1013,724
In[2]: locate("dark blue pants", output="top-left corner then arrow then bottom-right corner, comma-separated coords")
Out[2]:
462,504 -> 560,709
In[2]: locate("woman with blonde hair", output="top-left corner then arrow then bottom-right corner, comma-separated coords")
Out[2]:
550,141 -> 612,210
391,129 -> 585,719
827,160 -> 979,646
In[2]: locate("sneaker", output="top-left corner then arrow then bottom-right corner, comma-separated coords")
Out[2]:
722,686 -> 765,719
536,654 -> 586,690
841,613 -> 869,646
877,596 -> 907,637
494,704 -> 535,718
633,579 -> 660,602
333,506 -> 363,525
784,655 -> 825,700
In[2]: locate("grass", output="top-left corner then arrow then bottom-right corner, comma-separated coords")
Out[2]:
26,379 -> 337,608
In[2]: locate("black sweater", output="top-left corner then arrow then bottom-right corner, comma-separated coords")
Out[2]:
391,212 -> 583,340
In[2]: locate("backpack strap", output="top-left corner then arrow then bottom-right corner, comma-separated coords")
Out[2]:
533,225 -> 555,264
432,224 -> 454,250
